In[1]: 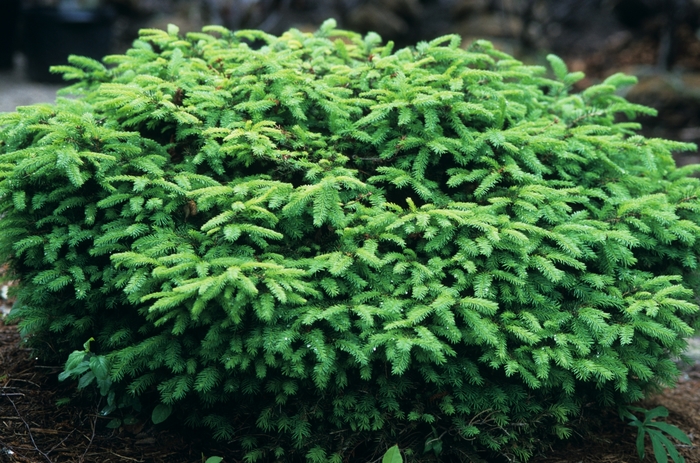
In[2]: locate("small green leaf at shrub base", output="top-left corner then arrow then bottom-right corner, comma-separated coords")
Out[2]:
2,18 -> 700,462
151,403 -> 173,424
383,445 -> 403,463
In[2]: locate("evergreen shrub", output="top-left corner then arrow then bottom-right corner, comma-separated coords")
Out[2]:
2,19 -> 700,461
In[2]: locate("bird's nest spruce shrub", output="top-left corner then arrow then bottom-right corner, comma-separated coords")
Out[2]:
2,19 -> 700,462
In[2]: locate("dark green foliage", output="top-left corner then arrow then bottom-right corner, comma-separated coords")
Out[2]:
1,19 -> 700,461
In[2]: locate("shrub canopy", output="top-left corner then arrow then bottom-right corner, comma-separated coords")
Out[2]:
1,19 -> 699,462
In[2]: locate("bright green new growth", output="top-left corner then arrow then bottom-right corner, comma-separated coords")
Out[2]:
1,18 -> 699,461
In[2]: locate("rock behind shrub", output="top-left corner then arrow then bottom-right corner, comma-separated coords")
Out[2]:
1,19 -> 699,462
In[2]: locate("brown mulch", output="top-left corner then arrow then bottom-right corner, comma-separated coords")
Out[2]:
1,319 -> 699,463
0,320 -> 228,463
530,369 -> 700,463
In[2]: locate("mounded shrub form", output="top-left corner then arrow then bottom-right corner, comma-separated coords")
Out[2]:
1,19 -> 699,462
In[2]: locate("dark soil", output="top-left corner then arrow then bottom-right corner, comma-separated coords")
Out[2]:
0,319 -> 236,463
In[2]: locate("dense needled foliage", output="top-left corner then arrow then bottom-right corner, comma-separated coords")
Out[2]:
1,19 -> 699,462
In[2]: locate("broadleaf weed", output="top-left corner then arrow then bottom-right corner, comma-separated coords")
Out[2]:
620,405 -> 693,463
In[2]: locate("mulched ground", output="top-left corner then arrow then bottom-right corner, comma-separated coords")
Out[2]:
0,320 -> 236,463
1,317 -> 699,463
532,370 -> 700,463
